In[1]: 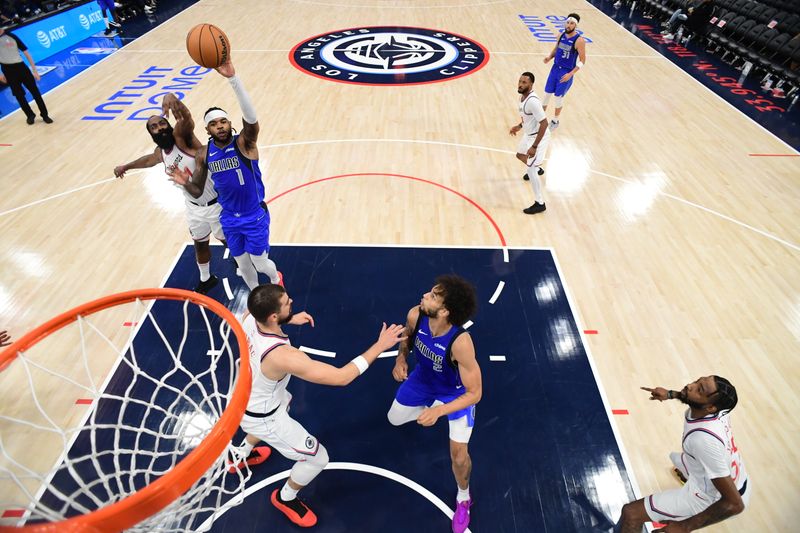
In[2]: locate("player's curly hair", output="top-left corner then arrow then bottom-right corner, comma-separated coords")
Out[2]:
711,376 -> 738,413
435,274 -> 477,327
248,284 -> 286,323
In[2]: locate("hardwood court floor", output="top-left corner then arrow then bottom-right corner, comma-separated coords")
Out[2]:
0,0 -> 798,530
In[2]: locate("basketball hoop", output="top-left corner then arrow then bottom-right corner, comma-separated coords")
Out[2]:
0,289 -> 252,532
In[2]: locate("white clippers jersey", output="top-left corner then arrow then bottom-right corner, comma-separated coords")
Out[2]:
162,144 -> 218,206
519,91 -> 551,140
680,409 -> 747,499
243,315 -> 292,415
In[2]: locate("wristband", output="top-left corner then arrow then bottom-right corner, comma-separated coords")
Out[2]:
668,390 -> 674,399
351,355 -> 369,375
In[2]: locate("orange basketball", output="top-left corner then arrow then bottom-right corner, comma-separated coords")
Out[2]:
186,23 -> 230,69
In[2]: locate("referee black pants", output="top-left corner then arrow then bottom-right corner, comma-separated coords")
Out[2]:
1,62 -> 48,120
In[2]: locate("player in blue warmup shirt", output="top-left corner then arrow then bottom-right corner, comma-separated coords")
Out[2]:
542,13 -> 587,130
388,275 -> 482,533
169,59 -> 281,290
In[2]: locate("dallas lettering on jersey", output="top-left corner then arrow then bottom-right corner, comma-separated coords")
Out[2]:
415,336 -> 444,372
518,15 -> 594,43
208,156 -> 241,173
82,65 -> 213,121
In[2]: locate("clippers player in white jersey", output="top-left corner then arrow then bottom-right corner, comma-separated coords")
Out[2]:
509,72 -> 551,215
618,376 -> 748,532
232,284 -> 406,527
114,93 -> 225,294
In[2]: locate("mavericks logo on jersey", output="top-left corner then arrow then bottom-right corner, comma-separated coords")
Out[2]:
290,26 -> 489,86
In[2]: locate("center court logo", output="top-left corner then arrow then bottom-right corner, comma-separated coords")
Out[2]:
290,26 -> 489,85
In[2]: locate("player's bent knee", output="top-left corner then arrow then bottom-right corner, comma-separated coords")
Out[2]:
554,95 -> 565,108
387,406 -> 406,426
620,500 -> 645,524
311,443 -> 329,468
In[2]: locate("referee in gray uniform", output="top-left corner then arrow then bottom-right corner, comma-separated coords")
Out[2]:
0,25 -> 52,124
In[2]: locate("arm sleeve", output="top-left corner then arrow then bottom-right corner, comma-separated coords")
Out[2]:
228,75 -> 257,124
10,33 -> 27,51
685,432 -> 731,479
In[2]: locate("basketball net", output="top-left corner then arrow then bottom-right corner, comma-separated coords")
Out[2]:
0,289 -> 252,532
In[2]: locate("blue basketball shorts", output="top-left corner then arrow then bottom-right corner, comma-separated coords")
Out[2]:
221,205 -> 270,257
544,66 -> 574,97
395,371 -> 475,426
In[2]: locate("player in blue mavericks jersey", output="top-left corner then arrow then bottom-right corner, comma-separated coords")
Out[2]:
169,59 -> 281,290
542,13 -> 587,130
388,275 -> 482,533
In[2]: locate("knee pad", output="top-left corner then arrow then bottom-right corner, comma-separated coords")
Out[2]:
291,444 -> 329,486
387,400 -> 423,426
554,95 -> 565,108
542,92 -> 553,107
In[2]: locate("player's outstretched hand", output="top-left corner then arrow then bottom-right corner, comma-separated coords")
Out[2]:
113,165 -> 127,178
166,165 -> 190,186
161,92 -> 177,117
392,357 -> 408,382
216,59 -> 235,78
509,124 -> 521,136
543,56 -> 552,64
377,323 -> 407,352
0,330 -> 12,348
641,386 -> 670,401
288,312 -> 315,327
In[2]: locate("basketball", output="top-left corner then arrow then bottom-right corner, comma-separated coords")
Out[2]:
186,23 -> 230,69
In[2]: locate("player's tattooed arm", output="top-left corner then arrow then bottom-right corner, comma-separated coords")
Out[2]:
392,306 -> 418,382
167,148 -> 207,197
640,386 -> 683,401
163,93 -> 199,150
114,148 -> 162,178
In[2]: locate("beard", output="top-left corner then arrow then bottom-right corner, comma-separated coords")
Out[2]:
419,304 -> 438,319
278,311 -> 294,325
517,87 -> 525,94
677,387 -> 707,410
213,129 -> 232,144
150,125 -> 175,150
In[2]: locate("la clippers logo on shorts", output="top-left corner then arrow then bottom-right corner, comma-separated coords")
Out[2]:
289,26 -> 490,86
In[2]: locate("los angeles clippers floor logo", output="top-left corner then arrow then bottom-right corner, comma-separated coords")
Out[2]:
290,26 -> 489,85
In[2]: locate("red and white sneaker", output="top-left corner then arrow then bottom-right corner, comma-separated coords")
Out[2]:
275,271 -> 285,288
271,489 -> 317,527
227,446 -> 271,473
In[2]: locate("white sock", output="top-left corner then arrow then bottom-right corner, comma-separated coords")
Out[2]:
280,482 -> 299,502
103,16 -> 109,28
528,167 -> 544,203
457,485 -> 470,502
240,440 -> 254,456
198,262 -> 210,282
234,255 -> 259,289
